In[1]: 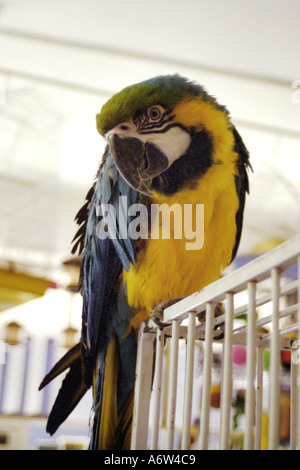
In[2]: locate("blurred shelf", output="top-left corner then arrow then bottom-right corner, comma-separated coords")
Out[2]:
0,414 -> 89,450
0,268 -> 56,312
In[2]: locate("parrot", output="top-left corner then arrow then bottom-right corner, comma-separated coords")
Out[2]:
39,74 -> 251,450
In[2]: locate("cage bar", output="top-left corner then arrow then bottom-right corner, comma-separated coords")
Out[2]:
255,346 -> 264,450
268,268 -> 281,450
181,311 -> 196,450
290,359 -> 298,449
131,235 -> 300,451
298,255 -> 300,450
150,328 -> 165,450
131,328 -> 154,450
166,320 -> 180,450
220,293 -> 234,450
244,281 -> 257,449
199,302 -> 214,450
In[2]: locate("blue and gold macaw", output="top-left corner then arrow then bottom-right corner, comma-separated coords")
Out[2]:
39,75 -> 251,449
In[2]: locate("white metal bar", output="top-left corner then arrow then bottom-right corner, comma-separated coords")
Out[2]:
220,293 -> 234,450
210,279 -> 299,330
199,302 -> 214,450
234,304 -> 300,344
268,268 -> 281,450
131,238 -> 300,451
150,328 -> 165,450
131,326 -> 155,450
161,342 -> 170,430
181,311 -> 196,450
290,357 -> 298,449
166,320 -> 180,450
244,281 -> 257,449
297,255 -> 300,450
1,27 -> 294,92
255,347 -> 264,450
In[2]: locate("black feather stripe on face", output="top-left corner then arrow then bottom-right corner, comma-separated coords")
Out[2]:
151,128 -> 214,195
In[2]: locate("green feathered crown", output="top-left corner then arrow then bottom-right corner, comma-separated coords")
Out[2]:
96,74 -> 225,136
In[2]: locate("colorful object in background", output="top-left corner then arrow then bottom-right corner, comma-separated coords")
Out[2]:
233,345 -> 247,365
232,390 -> 245,430
263,349 -> 270,371
39,74 -> 251,449
5,322 -> 22,346
280,393 -> 290,444
261,412 -> 269,450
0,268 -> 56,312
281,350 -> 291,368
210,383 -> 221,408
281,333 -> 297,369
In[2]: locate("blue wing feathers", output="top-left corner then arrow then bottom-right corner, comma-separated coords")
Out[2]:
80,148 -> 140,391
40,146 -> 141,440
79,148 -> 140,446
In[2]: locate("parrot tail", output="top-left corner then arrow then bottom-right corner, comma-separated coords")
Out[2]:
91,338 -> 134,450
39,342 -> 89,435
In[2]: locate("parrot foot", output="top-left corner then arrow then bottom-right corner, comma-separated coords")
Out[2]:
150,297 -> 184,328
212,302 -> 225,340
150,300 -> 225,340
197,303 -> 225,340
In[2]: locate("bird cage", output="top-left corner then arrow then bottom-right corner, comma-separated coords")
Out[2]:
131,234 -> 300,450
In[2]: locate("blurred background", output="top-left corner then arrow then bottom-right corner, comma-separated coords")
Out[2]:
0,0 -> 299,449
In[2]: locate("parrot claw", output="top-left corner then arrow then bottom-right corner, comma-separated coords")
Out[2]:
213,323 -> 225,340
212,303 -> 225,340
197,303 -> 225,341
150,298 -> 184,328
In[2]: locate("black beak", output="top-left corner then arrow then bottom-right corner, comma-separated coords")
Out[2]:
107,134 -> 169,197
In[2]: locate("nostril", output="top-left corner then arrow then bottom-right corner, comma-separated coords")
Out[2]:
120,125 -> 130,131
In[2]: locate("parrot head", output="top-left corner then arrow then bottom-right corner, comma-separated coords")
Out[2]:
96,74 -> 232,196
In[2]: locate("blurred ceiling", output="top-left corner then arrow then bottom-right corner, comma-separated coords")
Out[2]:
0,0 -> 300,286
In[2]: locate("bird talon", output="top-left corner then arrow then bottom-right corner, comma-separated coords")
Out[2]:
197,302 -> 225,340
213,324 -> 225,340
213,303 -> 225,340
150,297 -> 184,327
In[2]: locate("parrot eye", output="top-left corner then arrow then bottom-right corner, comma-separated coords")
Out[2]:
149,107 -> 161,121
133,105 -> 170,132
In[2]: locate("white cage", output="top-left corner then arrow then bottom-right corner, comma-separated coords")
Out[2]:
131,234 -> 300,450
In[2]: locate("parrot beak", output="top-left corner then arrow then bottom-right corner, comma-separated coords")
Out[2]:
106,133 -> 169,197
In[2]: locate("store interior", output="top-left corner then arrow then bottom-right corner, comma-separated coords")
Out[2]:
0,0 -> 299,449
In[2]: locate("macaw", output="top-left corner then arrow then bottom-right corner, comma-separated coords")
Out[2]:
39,74 -> 251,450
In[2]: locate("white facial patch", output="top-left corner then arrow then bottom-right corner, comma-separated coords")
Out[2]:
148,126 -> 191,166
105,120 -> 191,168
